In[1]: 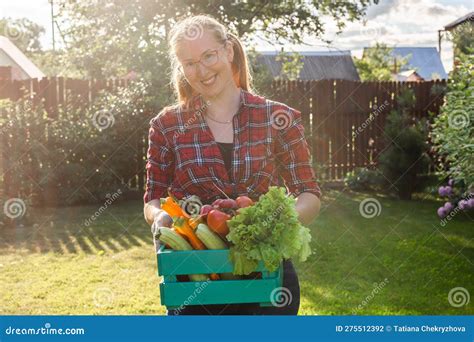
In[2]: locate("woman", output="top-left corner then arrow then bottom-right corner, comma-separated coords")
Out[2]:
143,15 -> 321,315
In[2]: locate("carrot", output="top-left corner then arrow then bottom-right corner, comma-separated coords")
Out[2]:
173,217 -> 206,250
210,273 -> 220,281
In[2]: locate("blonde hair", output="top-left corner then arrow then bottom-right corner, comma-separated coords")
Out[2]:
168,15 -> 253,109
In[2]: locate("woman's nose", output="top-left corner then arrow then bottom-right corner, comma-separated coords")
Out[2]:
196,62 -> 209,78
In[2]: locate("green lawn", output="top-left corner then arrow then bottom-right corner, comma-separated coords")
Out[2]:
1,190 -> 472,315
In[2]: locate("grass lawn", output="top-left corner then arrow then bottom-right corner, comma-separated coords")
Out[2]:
1,190 -> 473,315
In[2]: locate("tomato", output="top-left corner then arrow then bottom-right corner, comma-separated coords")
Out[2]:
236,196 -> 253,208
207,209 -> 231,237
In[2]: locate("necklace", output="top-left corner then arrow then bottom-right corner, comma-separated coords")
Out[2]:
205,108 -> 239,124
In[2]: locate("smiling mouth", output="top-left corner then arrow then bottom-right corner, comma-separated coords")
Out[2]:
201,74 -> 217,86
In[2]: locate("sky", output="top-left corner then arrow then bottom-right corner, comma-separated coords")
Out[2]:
0,0 -> 472,73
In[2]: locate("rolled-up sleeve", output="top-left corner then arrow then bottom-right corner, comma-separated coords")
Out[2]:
143,116 -> 174,204
275,107 -> 321,199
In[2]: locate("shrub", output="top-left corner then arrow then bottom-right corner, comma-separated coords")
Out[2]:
0,79 -> 159,207
431,53 -> 474,195
378,89 -> 431,200
344,167 -> 384,192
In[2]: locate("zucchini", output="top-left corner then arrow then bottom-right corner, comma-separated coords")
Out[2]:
195,223 -> 227,249
195,224 -> 241,280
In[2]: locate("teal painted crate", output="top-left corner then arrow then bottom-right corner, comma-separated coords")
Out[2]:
156,243 -> 283,310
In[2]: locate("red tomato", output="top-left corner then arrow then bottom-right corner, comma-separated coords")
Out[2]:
236,196 -> 254,208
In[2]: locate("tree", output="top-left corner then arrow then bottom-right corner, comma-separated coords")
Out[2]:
378,89 -> 430,200
354,42 -> 408,81
449,21 -> 474,58
0,17 -> 45,54
431,53 -> 474,194
275,50 -> 304,81
55,0 -> 378,79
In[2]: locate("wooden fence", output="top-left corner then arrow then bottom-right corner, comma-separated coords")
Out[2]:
0,77 -> 446,203
0,77 -> 130,117
270,79 -> 446,180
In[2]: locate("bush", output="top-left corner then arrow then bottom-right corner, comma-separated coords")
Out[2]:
431,53 -> 474,195
378,89 -> 431,200
0,79 -> 159,207
344,167 -> 384,191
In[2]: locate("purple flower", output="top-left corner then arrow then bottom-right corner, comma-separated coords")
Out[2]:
445,186 -> 453,196
467,198 -> 474,209
437,206 -> 447,218
458,200 -> 467,210
443,202 -> 454,212
438,186 -> 446,197
448,179 -> 454,187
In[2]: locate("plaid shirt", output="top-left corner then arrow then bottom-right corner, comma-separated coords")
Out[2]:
143,88 -> 321,204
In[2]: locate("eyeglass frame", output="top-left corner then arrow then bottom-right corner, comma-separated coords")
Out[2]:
177,41 -> 229,75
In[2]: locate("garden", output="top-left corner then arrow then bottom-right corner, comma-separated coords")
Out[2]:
0,1 -> 473,316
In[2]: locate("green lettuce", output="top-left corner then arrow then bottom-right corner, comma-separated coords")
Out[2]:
226,186 -> 313,275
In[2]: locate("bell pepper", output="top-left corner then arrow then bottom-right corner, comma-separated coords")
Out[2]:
173,217 -> 206,250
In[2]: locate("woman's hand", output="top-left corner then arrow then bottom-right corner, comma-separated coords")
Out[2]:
294,192 -> 321,226
151,210 -> 173,236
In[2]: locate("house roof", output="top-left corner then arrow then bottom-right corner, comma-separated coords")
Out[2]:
363,46 -> 448,80
0,35 -> 45,79
398,69 -> 418,77
395,69 -> 423,81
255,50 -> 360,81
444,11 -> 474,31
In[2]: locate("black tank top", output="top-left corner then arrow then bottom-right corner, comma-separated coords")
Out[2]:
216,142 -> 233,180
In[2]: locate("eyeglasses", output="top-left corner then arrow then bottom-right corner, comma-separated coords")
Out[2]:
178,43 -> 227,75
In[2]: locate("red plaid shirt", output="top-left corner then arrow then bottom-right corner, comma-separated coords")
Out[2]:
143,89 -> 321,204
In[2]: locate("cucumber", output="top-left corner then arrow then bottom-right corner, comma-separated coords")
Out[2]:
156,227 -> 209,282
